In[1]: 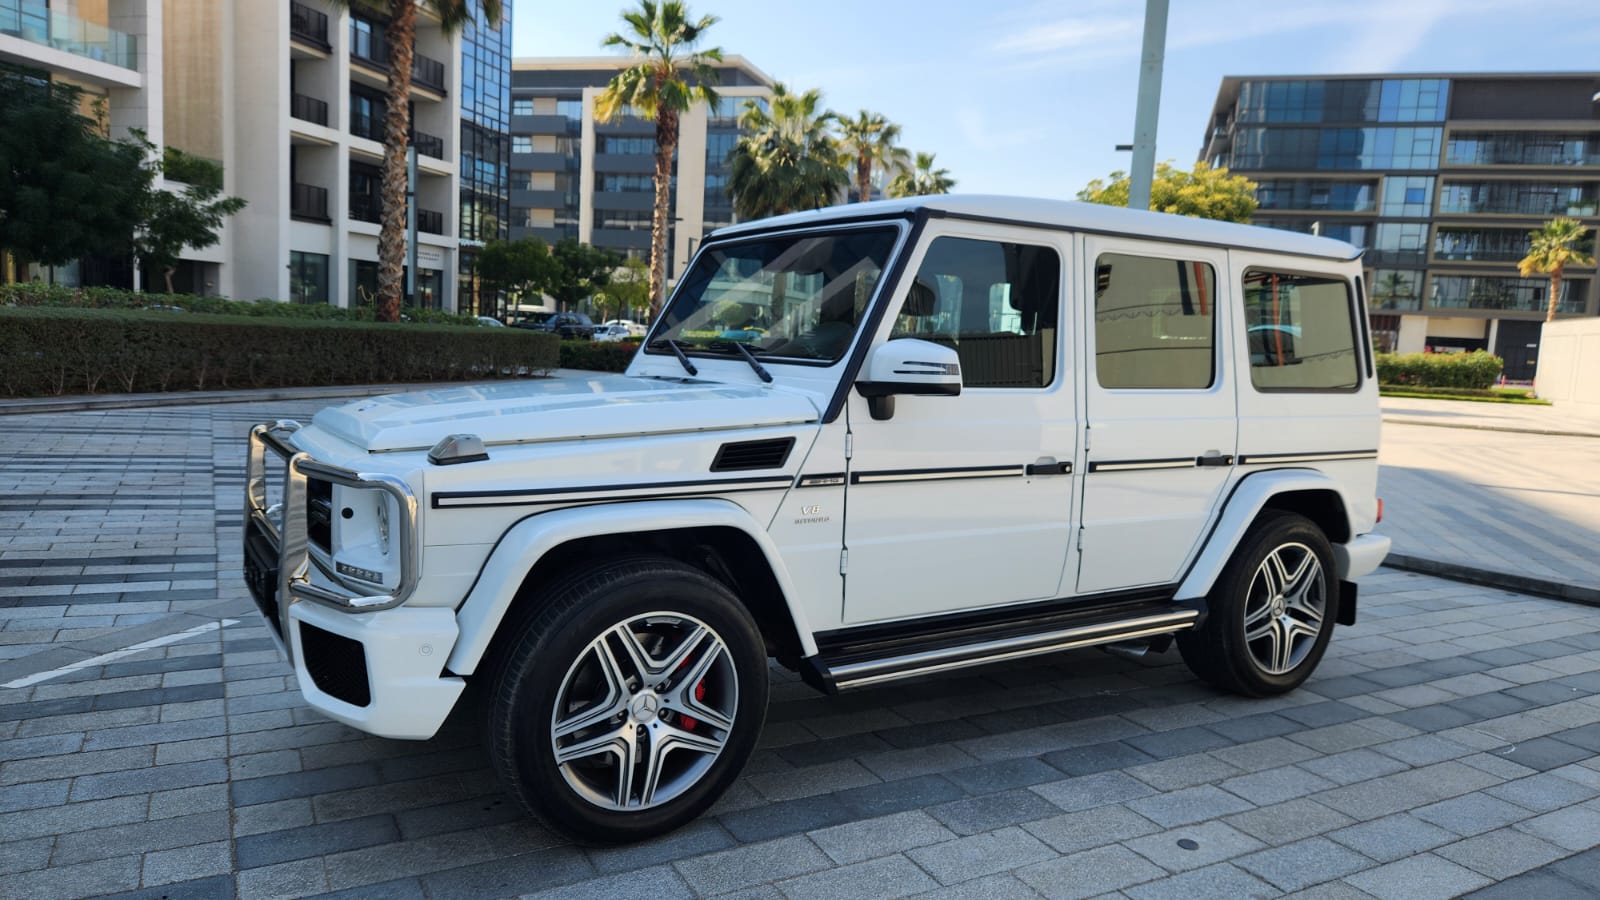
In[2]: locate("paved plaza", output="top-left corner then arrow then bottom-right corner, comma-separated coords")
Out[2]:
2,394 -> 1599,899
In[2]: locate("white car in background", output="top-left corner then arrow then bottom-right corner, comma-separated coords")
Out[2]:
602,319 -> 646,337
591,324 -> 632,342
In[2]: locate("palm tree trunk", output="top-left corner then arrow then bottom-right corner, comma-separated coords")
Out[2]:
1546,266 -> 1563,322
857,150 -> 870,203
376,0 -> 417,324
650,106 -> 679,320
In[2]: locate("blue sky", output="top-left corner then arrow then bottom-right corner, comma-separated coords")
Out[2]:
511,0 -> 1599,200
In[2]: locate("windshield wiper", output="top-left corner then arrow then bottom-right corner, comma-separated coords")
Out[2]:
647,339 -> 698,376
710,340 -> 772,383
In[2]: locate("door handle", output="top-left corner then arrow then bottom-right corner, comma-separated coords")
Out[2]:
1196,452 -> 1235,467
1026,457 -> 1073,476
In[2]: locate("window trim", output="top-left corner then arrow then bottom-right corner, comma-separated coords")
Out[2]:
1240,266 -> 1364,394
1091,249 -> 1221,392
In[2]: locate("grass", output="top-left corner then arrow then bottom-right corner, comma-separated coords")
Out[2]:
1380,385 -> 1551,405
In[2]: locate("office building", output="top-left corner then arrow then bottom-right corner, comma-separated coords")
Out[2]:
509,56 -> 773,289
1202,73 -> 1600,378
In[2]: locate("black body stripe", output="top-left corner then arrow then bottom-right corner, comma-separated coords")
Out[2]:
431,475 -> 793,509
1086,457 -> 1196,473
1238,450 -> 1377,465
849,465 -> 1024,485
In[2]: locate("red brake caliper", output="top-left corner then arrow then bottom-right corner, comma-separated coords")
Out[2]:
674,653 -> 706,731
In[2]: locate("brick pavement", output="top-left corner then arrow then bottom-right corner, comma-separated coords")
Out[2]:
1,400 -> 1598,898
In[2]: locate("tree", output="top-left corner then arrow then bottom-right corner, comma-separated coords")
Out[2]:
594,257 -> 651,322
835,110 -> 909,203
887,151 -> 956,198
596,0 -> 722,321
1077,161 -> 1256,223
0,71 -> 151,270
1519,217 -> 1595,322
325,0 -> 502,322
477,237 -> 558,310
728,83 -> 848,220
135,146 -> 246,293
546,239 -> 621,311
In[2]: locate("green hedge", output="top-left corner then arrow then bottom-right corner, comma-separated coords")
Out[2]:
0,308 -> 559,397
559,340 -> 639,373
1,282 -> 483,326
1375,350 -> 1503,389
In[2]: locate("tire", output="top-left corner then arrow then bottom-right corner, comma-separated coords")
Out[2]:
1178,511 -> 1339,697
484,556 -> 768,843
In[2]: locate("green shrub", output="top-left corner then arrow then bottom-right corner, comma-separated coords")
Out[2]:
0,307 -> 559,397
559,339 -> 639,373
0,282 -> 484,327
1375,350 -> 1503,390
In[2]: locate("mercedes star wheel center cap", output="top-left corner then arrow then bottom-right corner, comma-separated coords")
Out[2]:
630,693 -> 660,722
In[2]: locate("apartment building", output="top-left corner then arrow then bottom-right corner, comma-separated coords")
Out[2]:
1202,73 -> 1600,379
509,56 -> 773,288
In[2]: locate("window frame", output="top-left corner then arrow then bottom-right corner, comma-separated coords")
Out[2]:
1240,266 -> 1364,394
1091,249 -> 1221,392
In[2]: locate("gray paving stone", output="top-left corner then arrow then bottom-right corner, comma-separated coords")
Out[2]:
1123,861 -> 1278,900
907,827 -> 1055,885
0,836 -> 53,877
1126,784 -> 1254,828
1208,737 -> 1321,773
420,845 -> 594,900
1343,853 -> 1492,900
1492,736 -> 1594,772
945,757 -> 1064,794
53,811 -> 228,866
1435,828 -> 1568,879
1031,771 -> 1155,813
1488,772 -> 1598,812
718,792 -> 853,843
1124,820 -> 1265,871
1371,734 -> 1472,766
910,872 -> 1043,900
807,810 -> 956,866
1124,726 -> 1236,760
1041,740 -> 1157,776
1235,837 -> 1372,893
1550,848 -> 1600,890
775,853 -> 938,900
235,814 -> 399,869
833,775 -> 966,819
928,787 -> 1068,836
0,778 -> 68,813
585,818 -> 736,875
69,758 -> 228,801
1514,804 -> 1600,851
1220,765 -> 1338,806
1460,870 -> 1599,900
1326,813 -> 1457,863
1015,843 -> 1166,899
139,840 -> 231,887
0,746 -> 152,786
674,835 -> 831,895
236,858 -> 329,900
522,865 -> 692,900
1412,792 -> 1532,836
1021,804 -> 1161,855
0,855 -> 141,900
148,783 -> 230,820
0,794 -> 149,841
1224,797 -> 1356,846
1125,752 -> 1243,792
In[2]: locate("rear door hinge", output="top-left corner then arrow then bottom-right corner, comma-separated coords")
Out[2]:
839,548 -> 848,575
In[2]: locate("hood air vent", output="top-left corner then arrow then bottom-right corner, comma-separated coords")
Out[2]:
711,437 -> 796,472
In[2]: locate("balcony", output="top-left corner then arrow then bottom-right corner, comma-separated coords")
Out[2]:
417,208 -> 444,235
349,29 -> 447,95
350,111 -> 383,143
291,93 -> 328,127
289,2 -> 330,51
411,129 -> 444,160
0,0 -> 138,71
349,194 -> 381,224
292,183 -> 330,222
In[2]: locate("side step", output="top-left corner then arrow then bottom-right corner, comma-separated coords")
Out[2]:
802,601 -> 1199,692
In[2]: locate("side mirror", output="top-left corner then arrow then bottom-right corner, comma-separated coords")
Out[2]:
855,339 -> 961,421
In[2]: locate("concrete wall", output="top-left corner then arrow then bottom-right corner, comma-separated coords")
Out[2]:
1535,318 -> 1600,411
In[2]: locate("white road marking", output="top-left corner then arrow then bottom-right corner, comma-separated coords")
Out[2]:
2,619 -> 240,689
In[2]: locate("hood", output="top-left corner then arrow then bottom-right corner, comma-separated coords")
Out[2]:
309,375 -> 820,452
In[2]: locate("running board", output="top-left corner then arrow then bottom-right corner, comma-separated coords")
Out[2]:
801,604 -> 1199,692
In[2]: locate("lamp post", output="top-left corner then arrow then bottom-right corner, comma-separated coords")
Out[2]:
1127,0 -> 1169,212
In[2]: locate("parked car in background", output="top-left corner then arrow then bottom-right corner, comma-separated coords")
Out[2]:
516,312 -> 595,340
476,316 -> 506,328
592,324 -> 633,342
602,319 -> 647,337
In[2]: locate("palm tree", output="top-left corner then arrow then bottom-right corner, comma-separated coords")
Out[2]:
596,1 -> 722,319
327,0 -> 502,323
1519,217 -> 1595,322
727,83 -> 847,220
835,110 -> 909,203
888,151 -> 956,198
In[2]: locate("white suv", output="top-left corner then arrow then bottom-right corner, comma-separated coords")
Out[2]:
244,196 -> 1389,843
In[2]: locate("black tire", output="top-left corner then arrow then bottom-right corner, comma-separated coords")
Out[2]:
1178,511 -> 1339,697
484,556 -> 768,843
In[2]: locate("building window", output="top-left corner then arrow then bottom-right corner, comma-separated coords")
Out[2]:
1231,126 -> 1442,170
1257,219 -> 1372,250
512,98 -> 532,116
1370,270 -> 1423,311
1438,181 -> 1599,217
1431,275 -> 1588,315
597,173 -> 653,192
1380,176 -> 1434,217
1374,223 -> 1430,266
890,238 -> 1061,388
555,98 -> 583,121
512,135 -> 532,154
1094,253 -> 1216,390
1242,271 -> 1359,391
1254,179 -> 1376,212
1236,78 -> 1447,124
598,212 -> 654,229
289,251 -> 329,305
1446,131 -> 1600,167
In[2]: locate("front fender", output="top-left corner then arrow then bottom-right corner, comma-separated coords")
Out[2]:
446,498 -> 815,675
1175,469 -> 1357,602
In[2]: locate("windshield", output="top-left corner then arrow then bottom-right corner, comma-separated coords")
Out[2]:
649,226 -> 901,363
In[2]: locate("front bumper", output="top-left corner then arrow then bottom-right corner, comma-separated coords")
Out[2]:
244,420 -> 461,740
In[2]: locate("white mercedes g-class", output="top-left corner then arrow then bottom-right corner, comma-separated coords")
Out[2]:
244,196 -> 1390,842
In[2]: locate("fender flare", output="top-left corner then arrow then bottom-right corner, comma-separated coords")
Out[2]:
445,497 -> 816,675
1175,469 -> 1355,602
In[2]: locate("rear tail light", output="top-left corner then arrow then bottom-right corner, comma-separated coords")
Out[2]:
1376,498 -> 1384,524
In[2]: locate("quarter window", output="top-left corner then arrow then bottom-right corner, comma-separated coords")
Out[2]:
1094,253 -> 1216,389
891,237 -> 1060,388
1243,271 -> 1360,391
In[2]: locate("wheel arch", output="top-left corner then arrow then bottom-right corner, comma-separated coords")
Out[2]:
446,498 -> 815,677
1176,469 -> 1355,603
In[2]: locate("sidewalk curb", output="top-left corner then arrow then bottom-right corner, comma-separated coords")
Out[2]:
1383,552 -> 1600,609
1382,417 -> 1600,439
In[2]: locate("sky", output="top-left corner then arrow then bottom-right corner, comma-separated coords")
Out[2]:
510,0 -> 1600,201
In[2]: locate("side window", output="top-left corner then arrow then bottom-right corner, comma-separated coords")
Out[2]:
1243,271 -> 1360,391
1095,252 -> 1216,389
891,237 -> 1060,388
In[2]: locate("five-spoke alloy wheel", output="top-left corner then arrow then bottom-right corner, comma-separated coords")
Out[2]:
486,557 -> 768,843
1179,512 -> 1338,696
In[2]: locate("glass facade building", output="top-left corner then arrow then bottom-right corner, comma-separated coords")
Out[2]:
457,1 -> 512,317
1203,73 -> 1600,378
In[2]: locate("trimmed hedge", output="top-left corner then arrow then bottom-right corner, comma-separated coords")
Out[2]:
0,307 -> 559,397
1,282 -> 483,326
560,339 -> 639,373
1375,350 -> 1503,390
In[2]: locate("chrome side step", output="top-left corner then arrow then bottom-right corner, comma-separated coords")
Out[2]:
811,608 -> 1199,691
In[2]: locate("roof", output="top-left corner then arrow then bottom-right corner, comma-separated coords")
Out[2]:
710,196 -> 1364,261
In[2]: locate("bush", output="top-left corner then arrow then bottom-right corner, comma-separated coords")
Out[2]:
559,339 -> 639,373
1375,350 -> 1503,389
0,307 -> 560,397
0,281 -> 485,327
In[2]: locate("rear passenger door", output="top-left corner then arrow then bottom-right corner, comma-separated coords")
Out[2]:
1076,238 -> 1238,594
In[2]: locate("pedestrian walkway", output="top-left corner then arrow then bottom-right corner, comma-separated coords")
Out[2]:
1383,396 -> 1600,438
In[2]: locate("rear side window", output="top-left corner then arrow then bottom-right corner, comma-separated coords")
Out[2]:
1094,252 -> 1216,389
1242,271 -> 1360,391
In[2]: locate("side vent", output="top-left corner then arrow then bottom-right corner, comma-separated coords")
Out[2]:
711,437 -> 796,472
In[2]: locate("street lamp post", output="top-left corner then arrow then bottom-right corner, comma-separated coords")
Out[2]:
1127,0 -> 1170,212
